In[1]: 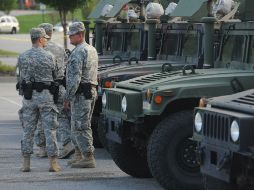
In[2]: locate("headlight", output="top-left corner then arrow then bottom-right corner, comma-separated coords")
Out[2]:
194,112 -> 203,133
230,120 -> 239,142
102,92 -> 106,108
121,96 -> 127,112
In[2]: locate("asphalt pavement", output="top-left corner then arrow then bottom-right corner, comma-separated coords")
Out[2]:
0,83 -> 163,190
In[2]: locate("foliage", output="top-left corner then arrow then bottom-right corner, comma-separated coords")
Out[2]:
0,49 -> 19,57
0,62 -> 15,73
81,0 -> 99,19
16,11 -> 83,33
0,0 -> 16,14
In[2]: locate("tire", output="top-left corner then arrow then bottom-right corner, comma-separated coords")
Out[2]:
11,28 -> 16,34
108,140 -> 152,178
97,118 -> 108,150
147,110 -> 202,190
92,117 -> 103,148
203,175 -> 237,190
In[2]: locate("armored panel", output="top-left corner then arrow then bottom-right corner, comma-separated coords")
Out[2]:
237,0 -> 254,21
171,0 -> 208,21
88,0 -> 116,19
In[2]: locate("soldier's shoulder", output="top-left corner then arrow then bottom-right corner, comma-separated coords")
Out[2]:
19,48 -> 32,59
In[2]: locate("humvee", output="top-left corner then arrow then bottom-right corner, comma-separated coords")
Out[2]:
90,0 -> 211,146
194,89 -> 254,190
90,0 -> 149,65
101,0 -> 254,189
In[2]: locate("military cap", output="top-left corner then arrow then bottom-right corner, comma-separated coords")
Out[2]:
30,28 -> 50,39
67,22 -> 85,35
38,23 -> 53,34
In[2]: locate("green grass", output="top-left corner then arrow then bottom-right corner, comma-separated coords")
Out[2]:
0,49 -> 19,57
0,62 -> 16,73
16,10 -> 85,34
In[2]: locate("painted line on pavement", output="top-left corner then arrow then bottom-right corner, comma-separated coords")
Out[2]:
0,96 -> 21,107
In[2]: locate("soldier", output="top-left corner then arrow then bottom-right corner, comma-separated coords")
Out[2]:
35,23 -> 75,159
18,28 -> 61,172
64,22 -> 98,168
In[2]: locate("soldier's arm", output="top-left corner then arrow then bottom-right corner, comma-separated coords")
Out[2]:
64,51 -> 85,101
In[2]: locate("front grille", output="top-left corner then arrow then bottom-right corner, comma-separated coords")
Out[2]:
203,112 -> 230,142
107,92 -> 122,112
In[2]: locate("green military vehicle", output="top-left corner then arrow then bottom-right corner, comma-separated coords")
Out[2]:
101,0 -> 254,189
91,0 -> 213,147
90,0 -> 150,65
95,21 -> 208,147
194,90 -> 254,190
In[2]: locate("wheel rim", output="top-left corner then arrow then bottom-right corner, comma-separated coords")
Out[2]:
175,137 -> 199,173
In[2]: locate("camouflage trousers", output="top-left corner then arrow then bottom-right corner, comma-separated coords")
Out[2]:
35,85 -> 72,147
71,87 -> 97,155
19,90 -> 59,157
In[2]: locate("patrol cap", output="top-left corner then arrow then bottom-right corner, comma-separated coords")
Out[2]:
67,22 -> 85,35
30,28 -> 50,39
38,23 -> 53,34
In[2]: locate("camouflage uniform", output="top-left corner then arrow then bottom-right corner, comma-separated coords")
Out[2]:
65,22 -> 98,159
35,23 -> 73,152
18,28 -> 59,157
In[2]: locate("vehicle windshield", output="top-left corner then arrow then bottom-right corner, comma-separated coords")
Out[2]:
124,31 -> 140,52
103,32 -> 123,52
160,33 -> 178,56
181,33 -> 198,57
221,35 -> 244,63
248,36 -> 254,63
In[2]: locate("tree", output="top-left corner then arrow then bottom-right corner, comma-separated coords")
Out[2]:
37,0 -> 91,49
81,0 -> 99,19
0,0 -> 16,14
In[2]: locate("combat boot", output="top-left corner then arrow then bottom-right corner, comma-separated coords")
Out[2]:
21,155 -> 31,172
49,156 -> 61,172
71,152 -> 96,168
35,146 -> 47,158
58,142 -> 75,159
67,148 -> 82,165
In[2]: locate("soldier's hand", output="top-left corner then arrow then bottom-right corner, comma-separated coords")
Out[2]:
64,101 -> 70,112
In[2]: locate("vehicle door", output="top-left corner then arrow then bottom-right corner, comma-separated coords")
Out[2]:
5,17 -> 12,32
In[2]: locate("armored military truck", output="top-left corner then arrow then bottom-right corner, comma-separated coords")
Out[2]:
101,0 -> 254,189
90,0 -> 151,65
94,21 -> 208,147
194,89 -> 254,190
92,0 -> 215,147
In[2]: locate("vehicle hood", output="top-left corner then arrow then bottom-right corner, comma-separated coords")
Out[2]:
115,68 -> 254,91
208,89 -> 254,115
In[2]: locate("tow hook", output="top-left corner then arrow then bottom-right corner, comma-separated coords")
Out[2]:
217,153 -> 230,171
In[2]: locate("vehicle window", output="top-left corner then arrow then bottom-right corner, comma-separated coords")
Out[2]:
107,32 -> 123,51
1,18 -> 6,22
248,36 -> 254,63
221,35 -> 244,63
182,33 -> 198,57
6,18 -> 11,23
124,32 -> 140,52
160,33 -> 178,56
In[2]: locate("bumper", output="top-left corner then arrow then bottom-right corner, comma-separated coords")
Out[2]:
101,113 -> 123,144
199,143 -> 232,182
